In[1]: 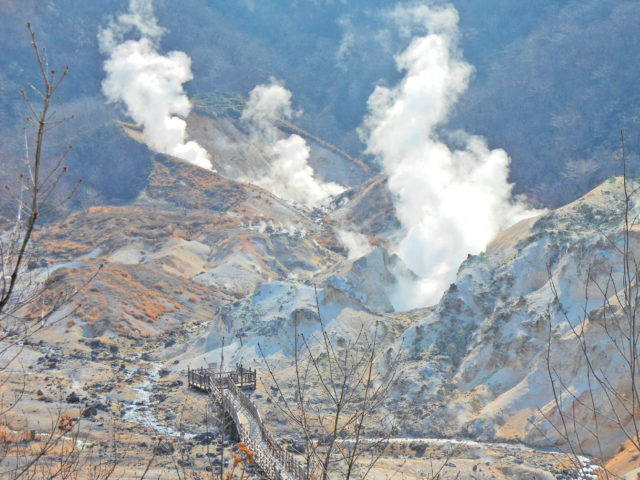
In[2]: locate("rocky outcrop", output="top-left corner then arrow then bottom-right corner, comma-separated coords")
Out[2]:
391,178 -> 640,459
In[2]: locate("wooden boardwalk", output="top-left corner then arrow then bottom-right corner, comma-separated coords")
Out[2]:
187,366 -> 310,480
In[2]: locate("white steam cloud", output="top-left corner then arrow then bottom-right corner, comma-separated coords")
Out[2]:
362,4 -> 542,308
335,229 -> 374,260
98,0 -> 212,170
242,80 -> 345,208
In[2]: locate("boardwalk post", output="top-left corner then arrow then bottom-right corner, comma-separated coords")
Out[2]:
187,363 -> 309,480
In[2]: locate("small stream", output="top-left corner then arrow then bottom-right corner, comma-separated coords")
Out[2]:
118,359 -> 600,479
121,356 -> 188,438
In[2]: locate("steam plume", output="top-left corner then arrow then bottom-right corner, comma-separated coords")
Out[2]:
98,0 -> 212,169
335,228 -> 374,260
242,80 -> 344,208
362,4 -> 541,307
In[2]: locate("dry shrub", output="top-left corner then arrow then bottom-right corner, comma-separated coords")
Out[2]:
0,426 -> 15,443
0,427 -> 38,444
57,415 -> 74,432
61,263 -> 182,327
223,442 -> 255,480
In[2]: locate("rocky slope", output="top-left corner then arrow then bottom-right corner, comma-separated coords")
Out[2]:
3,117 -> 636,477
387,177 -> 640,465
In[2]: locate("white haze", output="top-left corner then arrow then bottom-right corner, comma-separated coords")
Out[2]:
362,4 -> 542,308
98,0 -> 212,170
335,229 -> 374,260
241,80 -> 345,208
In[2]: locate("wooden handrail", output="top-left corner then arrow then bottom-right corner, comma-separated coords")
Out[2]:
187,366 -> 309,480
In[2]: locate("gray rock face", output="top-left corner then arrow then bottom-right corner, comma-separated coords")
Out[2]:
191,173 -> 639,460
18,114 -> 635,474
328,246 -> 416,314
389,178 -> 640,458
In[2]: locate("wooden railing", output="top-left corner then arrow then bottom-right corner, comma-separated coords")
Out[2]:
188,365 -> 256,392
187,366 -> 310,480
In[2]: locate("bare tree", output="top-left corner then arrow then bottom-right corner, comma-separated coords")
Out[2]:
0,24 -> 111,480
1,22 -> 253,480
542,131 -> 640,478
0,406 -> 123,480
259,288 -> 400,480
0,22 -> 85,348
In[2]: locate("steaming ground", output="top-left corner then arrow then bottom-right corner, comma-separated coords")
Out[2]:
7,146 -> 628,477
241,80 -> 345,208
361,4 -> 542,308
99,0 -> 212,169
98,0 -> 540,310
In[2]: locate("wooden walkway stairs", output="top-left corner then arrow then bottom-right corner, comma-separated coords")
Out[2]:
188,366 -> 310,480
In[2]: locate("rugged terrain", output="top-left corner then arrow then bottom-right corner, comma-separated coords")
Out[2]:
2,111 -> 638,477
0,1 -> 639,478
